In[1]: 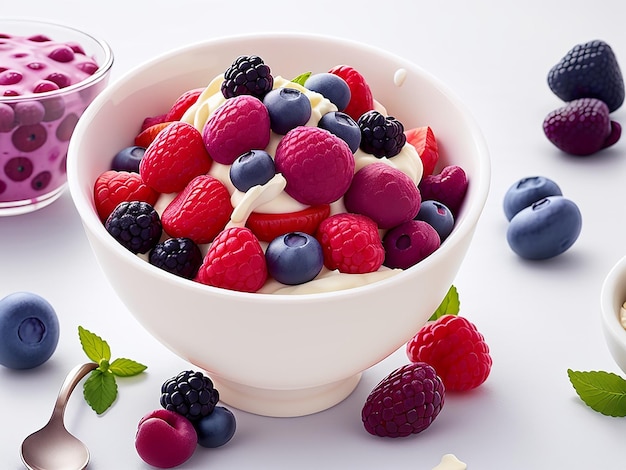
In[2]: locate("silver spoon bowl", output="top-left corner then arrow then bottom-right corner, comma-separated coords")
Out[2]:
21,362 -> 97,470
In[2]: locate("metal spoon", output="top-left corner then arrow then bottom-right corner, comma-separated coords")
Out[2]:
20,362 -> 98,470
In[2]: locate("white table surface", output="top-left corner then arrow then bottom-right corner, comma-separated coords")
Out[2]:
3,1 -> 626,468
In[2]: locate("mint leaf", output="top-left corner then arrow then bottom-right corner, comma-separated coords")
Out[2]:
429,285 -> 460,321
567,369 -> 626,417
110,358 -> 147,377
83,369 -> 118,415
291,72 -> 311,86
78,326 -> 111,363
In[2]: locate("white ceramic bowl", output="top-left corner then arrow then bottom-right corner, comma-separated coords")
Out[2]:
67,33 -> 490,417
601,255 -> 626,373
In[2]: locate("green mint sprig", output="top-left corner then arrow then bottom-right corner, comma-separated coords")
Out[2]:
428,285 -> 460,321
78,326 -> 147,414
567,369 -> 626,417
291,72 -> 311,86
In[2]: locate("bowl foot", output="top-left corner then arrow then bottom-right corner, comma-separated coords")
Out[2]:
212,373 -> 362,417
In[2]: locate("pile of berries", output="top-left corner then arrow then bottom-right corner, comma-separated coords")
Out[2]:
94,55 -> 470,293
543,40 -> 623,155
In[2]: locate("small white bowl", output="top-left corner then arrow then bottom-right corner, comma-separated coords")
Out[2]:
601,255 -> 626,373
68,33 -> 490,417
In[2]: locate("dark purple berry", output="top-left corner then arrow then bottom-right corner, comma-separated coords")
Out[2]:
358,110 -> 406,158
221,55 -> 273,99
263,87 -> 311,135
304,72 -> 351,111
11,124 -> 47,152
105,201 -> 162,254
111,145 -> 146,173
229,149 -> 275,192
160,370 -> 220,421
194,406 -> 236,448
318,111 -> 361,153
149,237 -> 203,279
415,200 -> 455,242
265,232 -> 324,285
383,220 -> 440,269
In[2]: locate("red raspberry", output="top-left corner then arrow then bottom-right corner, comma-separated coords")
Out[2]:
93,170 -> 159,222
203,95 -> 270,165
328,65 -> 374,121
195,227 -> 267,293
418,165 -> 468,217
134,121 -> 173,148
140,122 -> 212,194
274,126 -> 354,206
246,204 -> 330,242
405,126 -> 439,176
164,87 -> 204,122
315,213 -> 384,274
362,362 -> 445,438
406,315 -> 492,392
162,175 -> 232,244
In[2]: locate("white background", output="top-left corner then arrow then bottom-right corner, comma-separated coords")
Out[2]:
3,1 -> 626,468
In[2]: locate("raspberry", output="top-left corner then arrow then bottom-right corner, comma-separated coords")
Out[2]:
315,213 -> 384,274
161,175 -> 233,245
140,121 -> 212,193
93,170 -> 159,223
164,87 -> 203,121
362,362 -> 445,438
221,55 -> 273,99
406,315 -> 492,392
105,201 -> 162,254
149,237 -> 203,280
419,165 -> 468,217
203,94 -> 271,165
328,65 -> 374,121
358,110 -> 406,158
274,126 -> 354,206
195,227 -> 267,293
134,121 -> 172,148
383,220 -> 440,269
246,204 -> 331,242
160,370 -> 220,421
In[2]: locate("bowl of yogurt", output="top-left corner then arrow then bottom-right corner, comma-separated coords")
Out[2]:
601,255 -> 626,373
67,33 -> 490,417
0,19 -> 113,215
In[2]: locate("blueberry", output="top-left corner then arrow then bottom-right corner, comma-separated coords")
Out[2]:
194,406 -> 237,448
0,292 -> 59,369
415,200 -> 455,242
503,176 -> 562,221
304,73 -> 351,111
262,87 -> 312,135
506,196 -> 582,260
265,232 -> 323,285
318,111 -> 361,153
111,145 -> 146,173
229,149 -> 276,192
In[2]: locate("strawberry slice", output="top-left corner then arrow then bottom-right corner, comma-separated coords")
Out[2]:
134,121 -> 173,148
405,126 -> 439,177
93,170 -> 159,222
328,65 -> 374,121
164,87 -> 204,121
246,205 -> 331,242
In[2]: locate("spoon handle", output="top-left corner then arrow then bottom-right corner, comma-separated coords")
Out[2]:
51,362 -> 98,422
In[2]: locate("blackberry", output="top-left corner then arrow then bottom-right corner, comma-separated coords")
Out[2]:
149,237 -> 203,279
357,110 -> 406,158
160,370 -> 220,421
221,55 -> 273,99
105,201 -> 162,254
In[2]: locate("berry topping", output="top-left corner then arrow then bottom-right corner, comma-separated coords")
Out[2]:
229,149 -> 276,192
160,370 -> 220,421
328,65 -> 374,121
405,126 -> 439,176
94,170 -> 159,222
344,162 -> 421,229
221,55 -> 273,99
265,232 -> 324,285
318,111 -> 361,153
245,204 -> 331,242
263,87 -> 312,135
105,201 -> 162,254
161,175 -> 232,245
164,87 -> 204,122
304,72 -> 351,111
203,94 -> 271,165
134,121 -> 172,148
140,121 -> 212,193
383,220 -> 441,269
195,226 -> 268,293
361,362 -> 445,438
406,315 -> 492,392
274,126 -> 355,205
418,165 -> 468,217
415,200 -> 455,242
315,213 -> 384,274
149,237 -> 203,280
111,145 -> 146,173
358,110 -> 406,158
542,97 -> 622,156
547,39 -> 624,112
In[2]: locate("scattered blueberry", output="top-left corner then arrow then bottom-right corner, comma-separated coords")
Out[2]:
304,72 -> 351,111
111,145 -> 146,173
506,196 -> 582,260
318,111 -> 361,153
194,406 -> 237,448
503,176 -> 562,221
415,200 -> 455,242
263,87 -> 312,135
265,232 -> 324,285
0,292 -> 59,369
